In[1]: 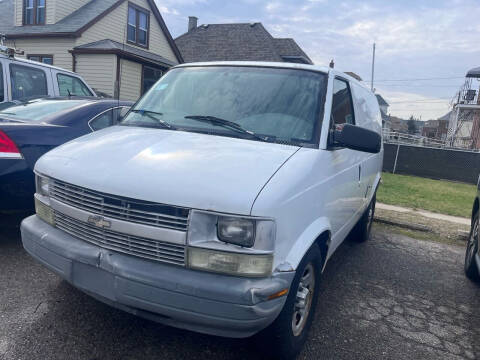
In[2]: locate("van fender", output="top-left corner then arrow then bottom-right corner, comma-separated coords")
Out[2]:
280,217 -> 332,271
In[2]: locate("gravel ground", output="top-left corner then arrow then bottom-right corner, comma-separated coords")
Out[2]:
0,217 -> 479,360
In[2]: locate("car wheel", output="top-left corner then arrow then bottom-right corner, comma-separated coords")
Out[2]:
354,194 -> 376,243
256,245 -> 322,360
465,211 -> 479,281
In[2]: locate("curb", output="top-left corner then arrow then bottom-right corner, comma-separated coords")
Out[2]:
374,216 -> 470,242
374,217 -> 431,232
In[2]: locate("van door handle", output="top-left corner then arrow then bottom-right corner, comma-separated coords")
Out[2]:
358,165 -> 361,183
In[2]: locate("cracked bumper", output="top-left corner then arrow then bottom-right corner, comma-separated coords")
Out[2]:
21,215 -> 294,338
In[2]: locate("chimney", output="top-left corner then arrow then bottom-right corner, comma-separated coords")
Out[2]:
188,16 -> 198,32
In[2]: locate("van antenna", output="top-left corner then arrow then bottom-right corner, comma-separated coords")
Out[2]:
116,23 -> 127,107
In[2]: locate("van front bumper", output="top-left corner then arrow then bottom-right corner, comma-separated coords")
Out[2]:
21,215 -> 294,338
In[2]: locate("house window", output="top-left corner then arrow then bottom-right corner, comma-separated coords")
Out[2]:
142,66 -> 163,94
127,4 -> 149,47
27,55 -> 53,65
24,0 -> 46,25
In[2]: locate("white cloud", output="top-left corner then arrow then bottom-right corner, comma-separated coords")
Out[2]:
265,2 -> 281,12
157,5 -> 180,15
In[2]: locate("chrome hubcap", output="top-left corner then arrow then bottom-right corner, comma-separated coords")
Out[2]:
292,263 -> 315,337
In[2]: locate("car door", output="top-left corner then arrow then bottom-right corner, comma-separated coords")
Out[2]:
324,77 -> 364,244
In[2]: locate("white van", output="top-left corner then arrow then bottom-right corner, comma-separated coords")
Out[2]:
21,62 -> 382,359
0,46 -> 95,107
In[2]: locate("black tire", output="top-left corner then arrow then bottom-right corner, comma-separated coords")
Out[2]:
354,194 -> 376,243
465,211 -> 480,281
256,244 -> 322,360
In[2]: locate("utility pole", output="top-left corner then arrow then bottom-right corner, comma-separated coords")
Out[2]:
370,42 -> 376,92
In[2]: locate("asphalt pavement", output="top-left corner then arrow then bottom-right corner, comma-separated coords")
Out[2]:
1,216 -> 479,360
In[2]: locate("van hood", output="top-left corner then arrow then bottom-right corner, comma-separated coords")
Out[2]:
35,126 -> 300,215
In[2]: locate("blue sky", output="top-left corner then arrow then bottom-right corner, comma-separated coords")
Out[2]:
155,0 -> 480,120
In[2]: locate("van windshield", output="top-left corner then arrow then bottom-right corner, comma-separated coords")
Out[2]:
121,66 -> 327,146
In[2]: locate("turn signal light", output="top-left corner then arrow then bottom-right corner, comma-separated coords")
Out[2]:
267,288 -> 289,300
0,130 -> 22,158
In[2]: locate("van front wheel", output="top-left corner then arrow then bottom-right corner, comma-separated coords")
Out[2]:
256,245 -> 322,360
465,211 -> 479,281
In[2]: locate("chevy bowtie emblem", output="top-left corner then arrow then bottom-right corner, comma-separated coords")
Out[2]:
87,215 -> 111,229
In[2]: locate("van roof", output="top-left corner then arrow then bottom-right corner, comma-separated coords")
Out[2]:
173,61 -> 370,90
0,53 -> 78,75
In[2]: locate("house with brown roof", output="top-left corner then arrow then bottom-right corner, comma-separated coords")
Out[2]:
0,0 -> 183,100
175,17 -> 312,65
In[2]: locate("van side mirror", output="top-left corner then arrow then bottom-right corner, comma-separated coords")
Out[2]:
334,124 -> 381,153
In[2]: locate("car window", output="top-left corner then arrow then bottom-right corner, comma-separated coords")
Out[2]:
90,109 -> 113,131
57,74 -> 93,96
0,63 -> 3,102
331,79 -> 355,128
10,64 -> 48,101
0,100 -> 89,121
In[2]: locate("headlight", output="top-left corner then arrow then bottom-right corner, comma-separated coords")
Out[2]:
35,174 -> 50,197
217,217 -> 255,247
35,197 -> 55,226
188,247 -> 273,277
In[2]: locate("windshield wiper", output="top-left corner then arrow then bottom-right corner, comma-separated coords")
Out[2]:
184,115 -> 269,142
131,109 -> 175,129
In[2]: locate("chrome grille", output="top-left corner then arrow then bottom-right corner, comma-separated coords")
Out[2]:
50,179 -> 189,231
54,212 -> 186,266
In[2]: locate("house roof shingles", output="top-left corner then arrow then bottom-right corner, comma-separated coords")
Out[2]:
175,23 -> 313,65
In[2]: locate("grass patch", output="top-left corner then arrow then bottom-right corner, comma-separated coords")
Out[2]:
377,172 -> 477,218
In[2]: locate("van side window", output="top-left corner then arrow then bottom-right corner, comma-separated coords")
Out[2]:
10,64 -> 48,101
0,64 -> 3,102
57,74 -> 93,97
331,79 -> 355,128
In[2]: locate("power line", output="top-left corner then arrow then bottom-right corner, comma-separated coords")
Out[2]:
365,76 -> 464,82
388,99 -> 451,104
375,84 -> 463,88
391,108 -> 450,111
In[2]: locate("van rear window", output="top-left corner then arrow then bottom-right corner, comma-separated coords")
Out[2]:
10,64 -> 48,101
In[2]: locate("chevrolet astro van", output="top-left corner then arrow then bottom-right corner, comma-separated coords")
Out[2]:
21,62 -> 383,359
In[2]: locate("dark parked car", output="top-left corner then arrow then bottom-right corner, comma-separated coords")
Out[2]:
0,97 -> 132,214
465,175 -> 480,281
